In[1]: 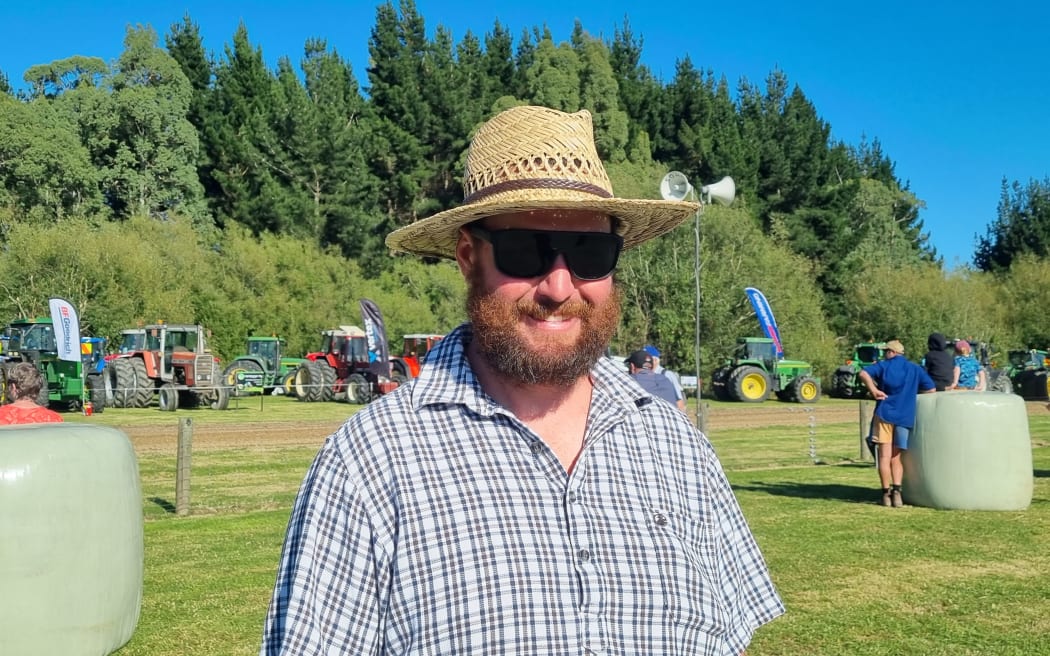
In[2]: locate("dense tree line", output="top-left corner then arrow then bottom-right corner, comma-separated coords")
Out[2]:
1,1 -> 1048,378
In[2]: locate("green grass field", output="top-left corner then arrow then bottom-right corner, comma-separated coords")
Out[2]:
89,398 -> 1049,655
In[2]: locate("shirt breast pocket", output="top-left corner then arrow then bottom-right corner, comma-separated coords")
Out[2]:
647,509 -> 731,639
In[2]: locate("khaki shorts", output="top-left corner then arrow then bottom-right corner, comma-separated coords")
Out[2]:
871,417 -> 910,449
870,417 -> 891,444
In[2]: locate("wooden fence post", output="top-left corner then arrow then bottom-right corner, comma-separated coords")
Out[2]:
858,400 -> 873,461
176,417 -> 193,516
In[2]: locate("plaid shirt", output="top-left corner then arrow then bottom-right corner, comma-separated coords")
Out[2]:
261,324 -> 784,655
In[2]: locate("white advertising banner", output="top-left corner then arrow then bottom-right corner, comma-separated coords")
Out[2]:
48,297 -> 81,362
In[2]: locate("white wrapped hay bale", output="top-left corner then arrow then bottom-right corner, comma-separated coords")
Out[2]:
0,424 -> 143,655
903,392 -> 1033,510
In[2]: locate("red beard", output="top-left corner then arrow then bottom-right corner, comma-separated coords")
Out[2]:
467,268 -> 621,387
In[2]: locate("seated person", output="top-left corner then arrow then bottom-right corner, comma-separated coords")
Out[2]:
0,362 -> 63,424
950,340 -> 986,390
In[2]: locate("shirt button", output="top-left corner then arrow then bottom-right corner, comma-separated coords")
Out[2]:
577,549 -> 591,562
567,491 -> 578,503
653,512 -> 668,526
530,442 -> 544,454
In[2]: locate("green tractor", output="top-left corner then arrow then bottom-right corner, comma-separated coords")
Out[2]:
710,337 -> 821,403
0,317 -> 106,412
1003,349 -> 1050,400
829,342 -> 888,399
222,335 -> 306,397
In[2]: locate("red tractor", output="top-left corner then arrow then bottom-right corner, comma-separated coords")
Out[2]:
292,325 -> 399,404
391,334 -> 444,379
107,323 -> 229,411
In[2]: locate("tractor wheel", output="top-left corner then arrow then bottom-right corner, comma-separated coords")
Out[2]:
987,370 -> 1013,394
86,374 -> 106,414
112,358 -> 137,408
210,385 -> 230,410
291,365 -> 311,401
281,370 -> 296,396
391,372 -> 408,387
103,365 -> 116,406
224,359 -> 263,397
392,359 -> 409,378
731,366 -> 769,402
129,358 -> 153,408
830,368 -> 855,399
345,373 -> 372,405
319,362 -> 337,402
158,383 -> 180,412
294,362 -> 323,402
710,367 -> 733,401
790,376 -> 821,403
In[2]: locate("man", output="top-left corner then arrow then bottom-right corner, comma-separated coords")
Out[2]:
859,339 -> 936,508
261,105 -> 783,655
626,348 -> 679,406
644,343 -> 687,411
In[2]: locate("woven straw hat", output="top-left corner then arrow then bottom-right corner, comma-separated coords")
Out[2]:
386,105 -> 700,259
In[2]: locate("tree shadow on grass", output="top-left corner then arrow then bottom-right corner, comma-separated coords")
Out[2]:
1035,470 -> 1049,479
150,497 -> 176,513
733,481 -> 876,504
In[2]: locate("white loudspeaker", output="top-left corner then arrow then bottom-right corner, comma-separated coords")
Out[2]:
659,171 -> 693,201
700,176 -> 735,205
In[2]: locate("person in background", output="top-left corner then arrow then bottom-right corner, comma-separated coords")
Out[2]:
261,104 -> 783,655
644,344 -> 687,411
922,332 -> 955,391
626,349 -> 679,406
0,362 -> 63,424
858,340 -> 936,507
950,340 -> 986,391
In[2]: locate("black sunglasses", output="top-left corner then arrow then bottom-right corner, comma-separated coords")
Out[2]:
469,227 -> 623,280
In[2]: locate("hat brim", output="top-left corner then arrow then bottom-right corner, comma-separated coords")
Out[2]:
386,195 -> 700,259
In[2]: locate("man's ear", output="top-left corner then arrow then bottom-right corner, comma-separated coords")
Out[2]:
455,227 -> 476,277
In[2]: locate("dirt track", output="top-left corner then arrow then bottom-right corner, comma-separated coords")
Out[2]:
120,420 -> 346,454
116,403 -> 863,454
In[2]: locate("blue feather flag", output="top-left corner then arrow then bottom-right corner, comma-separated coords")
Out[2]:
744,287 -> 783,359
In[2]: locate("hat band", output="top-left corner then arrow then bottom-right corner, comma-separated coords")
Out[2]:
463,178 -> 612,204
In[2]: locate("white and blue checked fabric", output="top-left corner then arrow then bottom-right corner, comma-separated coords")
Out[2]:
261,324 -> 784,655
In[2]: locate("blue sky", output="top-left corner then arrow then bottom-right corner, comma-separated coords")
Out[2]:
2,0 -> 1048,267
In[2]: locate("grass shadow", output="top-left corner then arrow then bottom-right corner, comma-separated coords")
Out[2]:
150,496 -> 177,514
1035,469 -> 1049,478
734,481 -> 876,504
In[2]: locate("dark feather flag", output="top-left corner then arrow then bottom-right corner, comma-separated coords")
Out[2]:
359,299 -> 391,379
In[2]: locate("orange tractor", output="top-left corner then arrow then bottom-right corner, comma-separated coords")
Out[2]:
292,325 -> 399,404
391,334 -> 444,379
107,323 -> 229,411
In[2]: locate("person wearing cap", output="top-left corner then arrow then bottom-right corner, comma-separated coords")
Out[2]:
858,339 -> 936,507
949,339 -> 986,391
262,105 -> 783,655
644,344 -> 687,411
626,349 -> 679,406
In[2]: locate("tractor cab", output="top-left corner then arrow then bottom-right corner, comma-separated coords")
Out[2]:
117,329 -> 146,354
8,320 -> 57,354
320,326 -> 369,365
736,338 -> 778,371
247,336 -> 281,373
